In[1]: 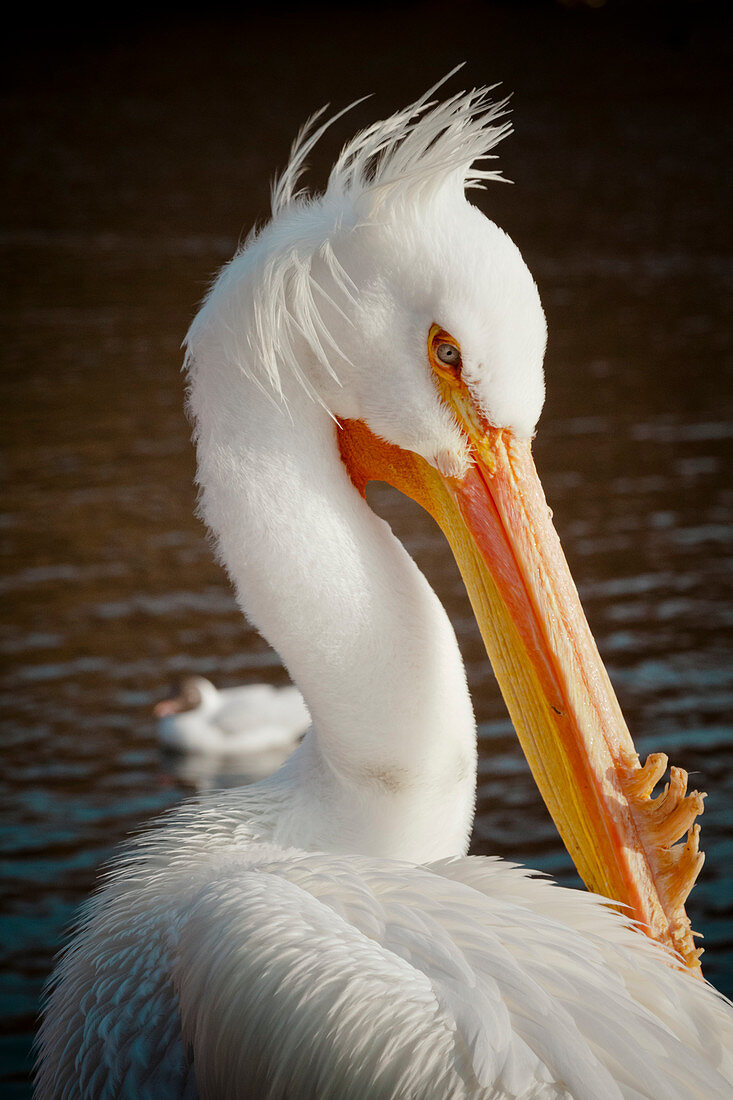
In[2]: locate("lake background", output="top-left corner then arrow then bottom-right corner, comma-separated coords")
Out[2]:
2,1 -> 732,1094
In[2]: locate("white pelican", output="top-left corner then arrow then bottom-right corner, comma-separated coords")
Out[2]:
154,675 -> 310,756
36,76 -> 733,1099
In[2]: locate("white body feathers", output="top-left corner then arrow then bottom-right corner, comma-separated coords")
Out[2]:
36,796 -> 733,1099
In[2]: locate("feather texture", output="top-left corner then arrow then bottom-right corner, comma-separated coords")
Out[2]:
37,839 -> 733,1099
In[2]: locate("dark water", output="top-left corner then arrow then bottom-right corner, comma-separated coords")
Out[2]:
2,3 -> 732,1094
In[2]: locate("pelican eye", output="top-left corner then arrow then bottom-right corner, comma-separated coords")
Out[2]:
428,325 -> 462,385
436,343 -> 461,366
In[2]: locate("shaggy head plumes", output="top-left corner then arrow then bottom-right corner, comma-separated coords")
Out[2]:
272,70 -> 512,217
185,73 -> 547,466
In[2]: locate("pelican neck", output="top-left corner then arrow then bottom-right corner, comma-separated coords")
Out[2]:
188,361 -> 477,860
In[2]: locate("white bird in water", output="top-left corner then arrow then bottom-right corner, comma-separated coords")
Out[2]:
154,675 -> 310,756
36,74 -> 733,1098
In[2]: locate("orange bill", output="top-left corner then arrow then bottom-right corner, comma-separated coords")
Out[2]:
338,334 -> 705,973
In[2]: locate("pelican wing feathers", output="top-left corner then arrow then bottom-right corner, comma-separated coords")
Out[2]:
38,844 -> 733,1099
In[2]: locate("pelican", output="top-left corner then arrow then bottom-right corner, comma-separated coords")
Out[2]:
154,675 -> 310,756
35,76 -> 733,1099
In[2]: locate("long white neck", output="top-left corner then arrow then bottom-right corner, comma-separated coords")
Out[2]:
187,344 -> 477,862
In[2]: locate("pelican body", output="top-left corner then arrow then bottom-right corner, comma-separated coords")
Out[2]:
35,79 -> 733,1099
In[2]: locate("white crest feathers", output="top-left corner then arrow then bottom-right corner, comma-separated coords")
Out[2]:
185,75 -> 512,411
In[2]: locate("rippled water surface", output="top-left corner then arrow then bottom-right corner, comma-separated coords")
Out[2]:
2,4 -> 732,1095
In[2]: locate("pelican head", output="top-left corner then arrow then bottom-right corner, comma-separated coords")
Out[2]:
185,76 -> 704,971
308,154 -> 547,466
192,82 -> 545,450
